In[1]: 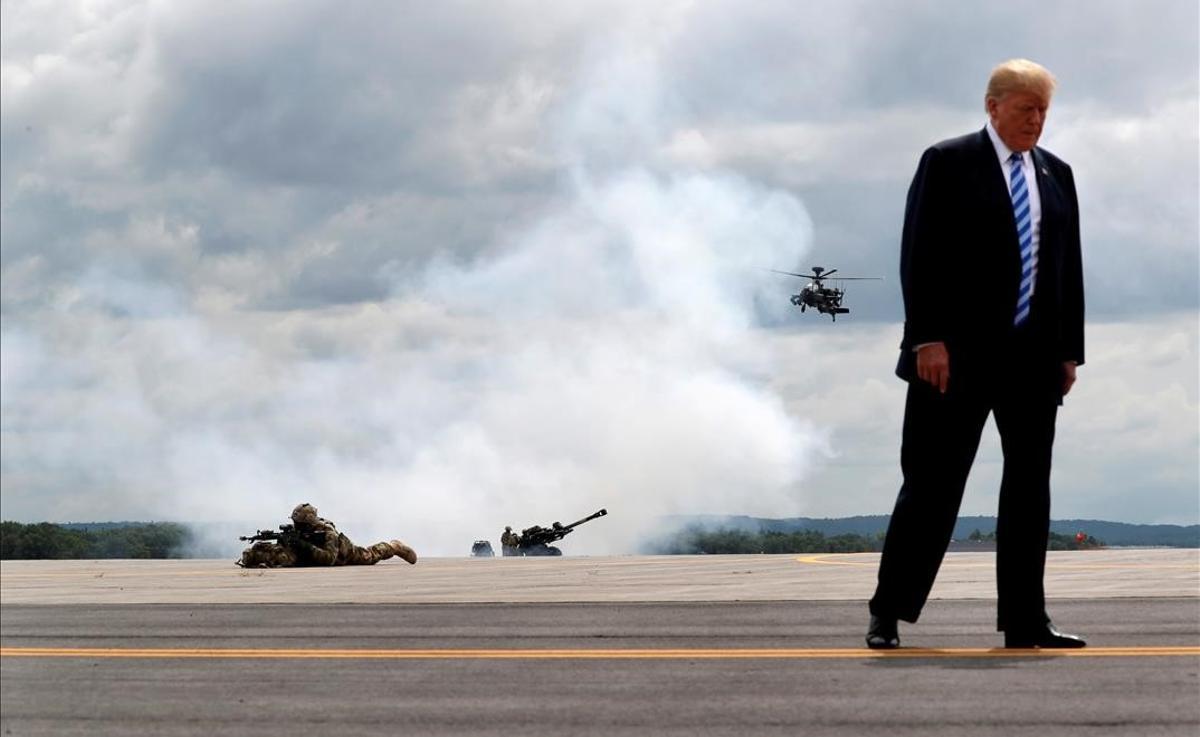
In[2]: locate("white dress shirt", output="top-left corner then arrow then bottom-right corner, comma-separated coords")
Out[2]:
985,119 -> 1041,302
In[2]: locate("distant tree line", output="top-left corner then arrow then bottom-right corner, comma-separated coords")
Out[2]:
967,528 -> 1103,550
0,522 -> 191,559
652,526 -> 1108,555
666,515 -> 1197,547
650,527 -> 884,555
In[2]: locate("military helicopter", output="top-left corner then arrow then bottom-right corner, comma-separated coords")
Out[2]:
771,266 -> 882,321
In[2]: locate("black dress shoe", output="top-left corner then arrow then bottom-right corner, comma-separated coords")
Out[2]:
1004,622 -> 1087,649
866,615 -> 900,649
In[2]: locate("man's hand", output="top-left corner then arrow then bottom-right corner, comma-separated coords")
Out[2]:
1062,361 -> 1077,396
916,342 -> 950,394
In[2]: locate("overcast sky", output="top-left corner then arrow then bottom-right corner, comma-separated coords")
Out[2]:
2,1 -> 1196,554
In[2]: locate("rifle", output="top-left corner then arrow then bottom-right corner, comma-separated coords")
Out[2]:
238,524 -> 323,547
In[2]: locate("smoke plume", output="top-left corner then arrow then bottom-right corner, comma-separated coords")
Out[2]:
1,33 -> 826,556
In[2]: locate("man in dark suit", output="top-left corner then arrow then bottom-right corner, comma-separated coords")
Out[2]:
866,59 -> 1086,649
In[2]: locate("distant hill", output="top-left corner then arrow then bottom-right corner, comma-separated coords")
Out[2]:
662,515 -> 1200,548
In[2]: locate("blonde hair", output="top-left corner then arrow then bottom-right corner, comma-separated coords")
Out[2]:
985,59 -> 1056,109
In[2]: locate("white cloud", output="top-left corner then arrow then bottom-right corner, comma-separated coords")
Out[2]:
1,0 -> 1197,542
768,313 -> 1199,526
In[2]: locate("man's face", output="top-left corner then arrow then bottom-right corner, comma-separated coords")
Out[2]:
987,90 -> 1050,152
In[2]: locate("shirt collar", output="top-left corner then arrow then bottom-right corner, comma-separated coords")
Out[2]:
986,120 -> 1032,168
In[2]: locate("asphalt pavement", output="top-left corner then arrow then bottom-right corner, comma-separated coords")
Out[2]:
1,552 -> 1197,736
2,598 -> 1198,736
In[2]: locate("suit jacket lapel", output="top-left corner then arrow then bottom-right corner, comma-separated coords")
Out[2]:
1031,147 -> 1062,262
975,128 -> 1024,281
976,128 -> 1013,224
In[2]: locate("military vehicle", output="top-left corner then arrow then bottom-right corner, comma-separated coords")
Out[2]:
770,266 -> 882,321
470,540 -> 495,557
510,508 -> 607,556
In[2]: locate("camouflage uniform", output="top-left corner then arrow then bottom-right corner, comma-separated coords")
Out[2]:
239,542 -> 300,568
238,504 -> 417,568
500,526 -> 520,556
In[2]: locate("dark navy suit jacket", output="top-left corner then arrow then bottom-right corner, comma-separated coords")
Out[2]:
895,128 -> 1085,400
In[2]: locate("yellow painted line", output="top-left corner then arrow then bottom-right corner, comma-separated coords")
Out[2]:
2,646 -> 1197,660
795,555 -> 874,566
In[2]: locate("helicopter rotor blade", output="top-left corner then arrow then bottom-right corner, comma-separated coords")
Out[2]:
767,268 -> 884,281
767,269 -> 820,279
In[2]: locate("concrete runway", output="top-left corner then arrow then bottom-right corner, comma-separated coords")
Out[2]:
2,550 -> 1198,736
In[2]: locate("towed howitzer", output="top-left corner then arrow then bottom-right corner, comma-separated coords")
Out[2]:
518,508 -> 607,556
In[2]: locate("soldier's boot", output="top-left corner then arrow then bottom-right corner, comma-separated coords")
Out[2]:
390,539 -> 418,564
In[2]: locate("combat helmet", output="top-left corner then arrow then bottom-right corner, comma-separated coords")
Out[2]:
291,503 -> 319,526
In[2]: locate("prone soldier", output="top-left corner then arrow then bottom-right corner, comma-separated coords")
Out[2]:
238,503 -> 417,568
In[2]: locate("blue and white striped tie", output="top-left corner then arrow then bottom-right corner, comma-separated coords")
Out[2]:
1009,153 -> 1035,326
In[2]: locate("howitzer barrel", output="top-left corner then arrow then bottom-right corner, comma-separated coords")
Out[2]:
562,508 -> 607,530
517,509 -> 608,549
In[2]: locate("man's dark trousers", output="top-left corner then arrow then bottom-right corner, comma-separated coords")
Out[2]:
869,328 -> 1059,632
